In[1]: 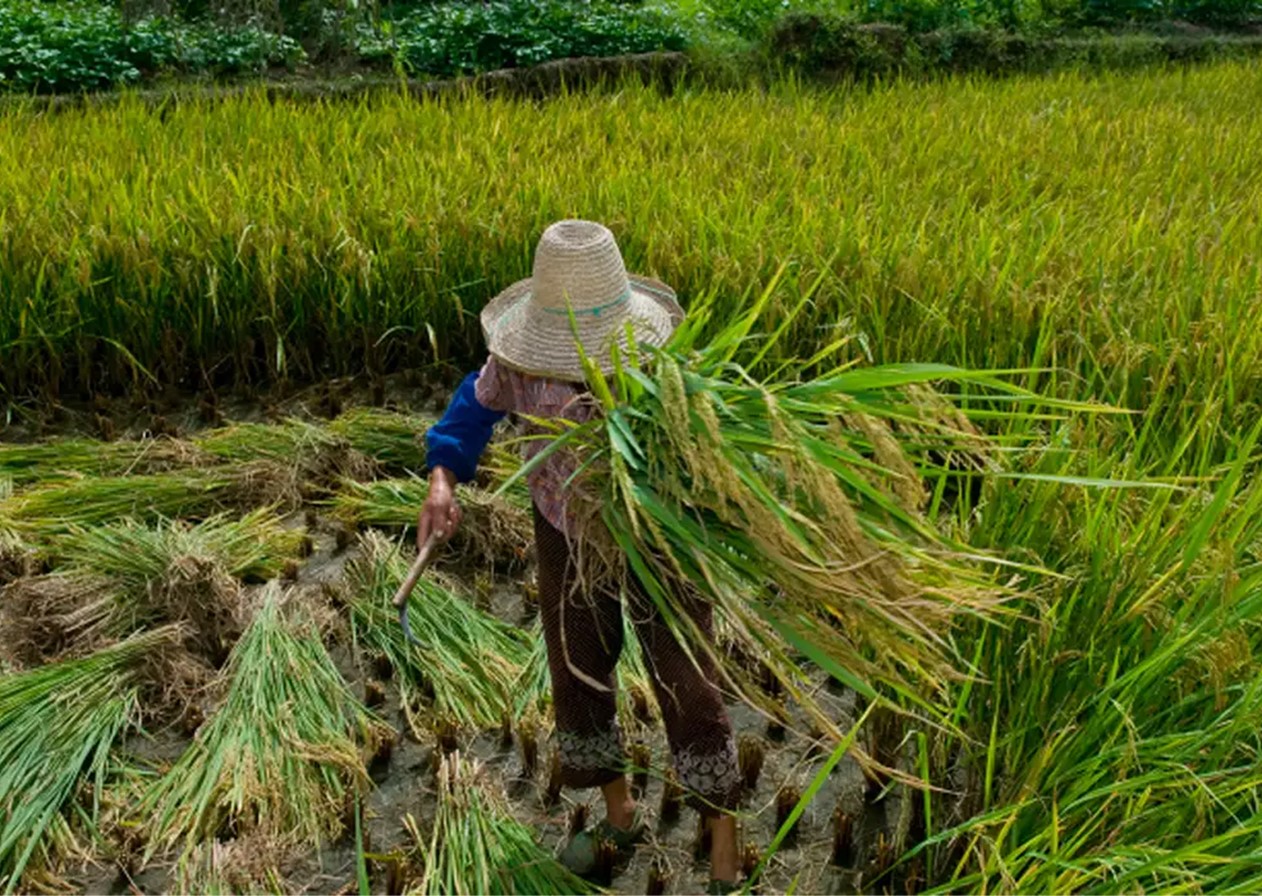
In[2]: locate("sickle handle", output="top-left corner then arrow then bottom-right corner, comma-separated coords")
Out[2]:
394,535 -> 440,649
393,534 -> 440,610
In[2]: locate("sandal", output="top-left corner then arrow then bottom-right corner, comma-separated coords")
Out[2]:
558,810 -> 646,877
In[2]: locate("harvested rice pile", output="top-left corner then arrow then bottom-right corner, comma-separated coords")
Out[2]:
0,368 -> 1028,895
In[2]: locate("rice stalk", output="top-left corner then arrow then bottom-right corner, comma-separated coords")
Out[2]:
0,437 -> 204,487
141,584 -> 390,854
0,525 -> 35,588
513,631 -> 552,719
332,477 -> 531,571
0,572 -> 118,668
412,752 -> 592,896
0,468 -> 280,537
0,627 -> 179,893
194,419 -> 377,490
328,407 -> 432,474
3,511 -> 303,667
512,612 -> 654,725
347,532 -> 530,733
171,835 -> 292,895
56,509 -> 305,585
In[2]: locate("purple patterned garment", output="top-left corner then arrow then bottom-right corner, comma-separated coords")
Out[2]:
474,354 -> 599,537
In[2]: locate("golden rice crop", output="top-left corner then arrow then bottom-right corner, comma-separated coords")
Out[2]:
0,62 -> 1258,471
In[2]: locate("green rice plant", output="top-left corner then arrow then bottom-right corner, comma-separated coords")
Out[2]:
4,510 -> 306,663
347,532 -> 531,732
332,477 -> 531,570
325,406 -> 525,494
2,61 -> 1261,890
0,437 -> 202,487
512,630 -> 552,718
194,419 -> 376,487
0,64 -> 1258,474
0,464 -> 305,537
142,584 -> 390,854
527,292 -> 1056,731
899,420 -> 1262,892
0,626 -> 178,893
413,752 -> 592,896
195,419 -> 344,463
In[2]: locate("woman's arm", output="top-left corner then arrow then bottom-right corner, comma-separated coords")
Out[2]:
424,369 -> 508,484
418,364 -> 508,545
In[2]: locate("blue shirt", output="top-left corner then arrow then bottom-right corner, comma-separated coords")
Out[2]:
424,371 -> 506,483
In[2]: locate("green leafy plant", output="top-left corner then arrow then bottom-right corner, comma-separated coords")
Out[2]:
373,0 -> 690,77
0,0 -> 304,93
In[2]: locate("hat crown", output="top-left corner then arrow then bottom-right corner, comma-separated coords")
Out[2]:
529,220 -> 631,314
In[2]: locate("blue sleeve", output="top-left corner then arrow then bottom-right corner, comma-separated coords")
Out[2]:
425,371 -> 508,484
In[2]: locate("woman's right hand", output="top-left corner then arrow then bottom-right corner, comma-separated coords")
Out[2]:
418,466 -> 462,548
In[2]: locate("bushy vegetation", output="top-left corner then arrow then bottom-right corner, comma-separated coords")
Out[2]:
355,0 -> 691,77
1,0 -> 1259,94
0,0 -> 303,92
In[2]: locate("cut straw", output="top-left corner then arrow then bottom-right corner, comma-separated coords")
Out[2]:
0,627 -> 179,893
414,752 -> 593,896
332,477 -> 531,571
142,583 -> 390,854
347,532 -> 530,733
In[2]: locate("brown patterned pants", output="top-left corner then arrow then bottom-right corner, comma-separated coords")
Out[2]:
534,505 -> 740,815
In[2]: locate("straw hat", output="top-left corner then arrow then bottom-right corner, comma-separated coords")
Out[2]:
480,220 -> 684,381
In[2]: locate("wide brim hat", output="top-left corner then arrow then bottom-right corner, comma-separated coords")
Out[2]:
480,220 -> 684,381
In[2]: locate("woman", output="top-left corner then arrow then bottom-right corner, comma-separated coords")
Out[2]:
418,220 -> 741,892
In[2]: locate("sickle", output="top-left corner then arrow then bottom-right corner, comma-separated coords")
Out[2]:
392,533 -> 440,649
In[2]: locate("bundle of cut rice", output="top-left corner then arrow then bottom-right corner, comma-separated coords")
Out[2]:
522,296 -> 1066,730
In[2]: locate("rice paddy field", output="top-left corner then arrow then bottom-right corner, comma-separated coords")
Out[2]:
1,57 -> 1261,894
